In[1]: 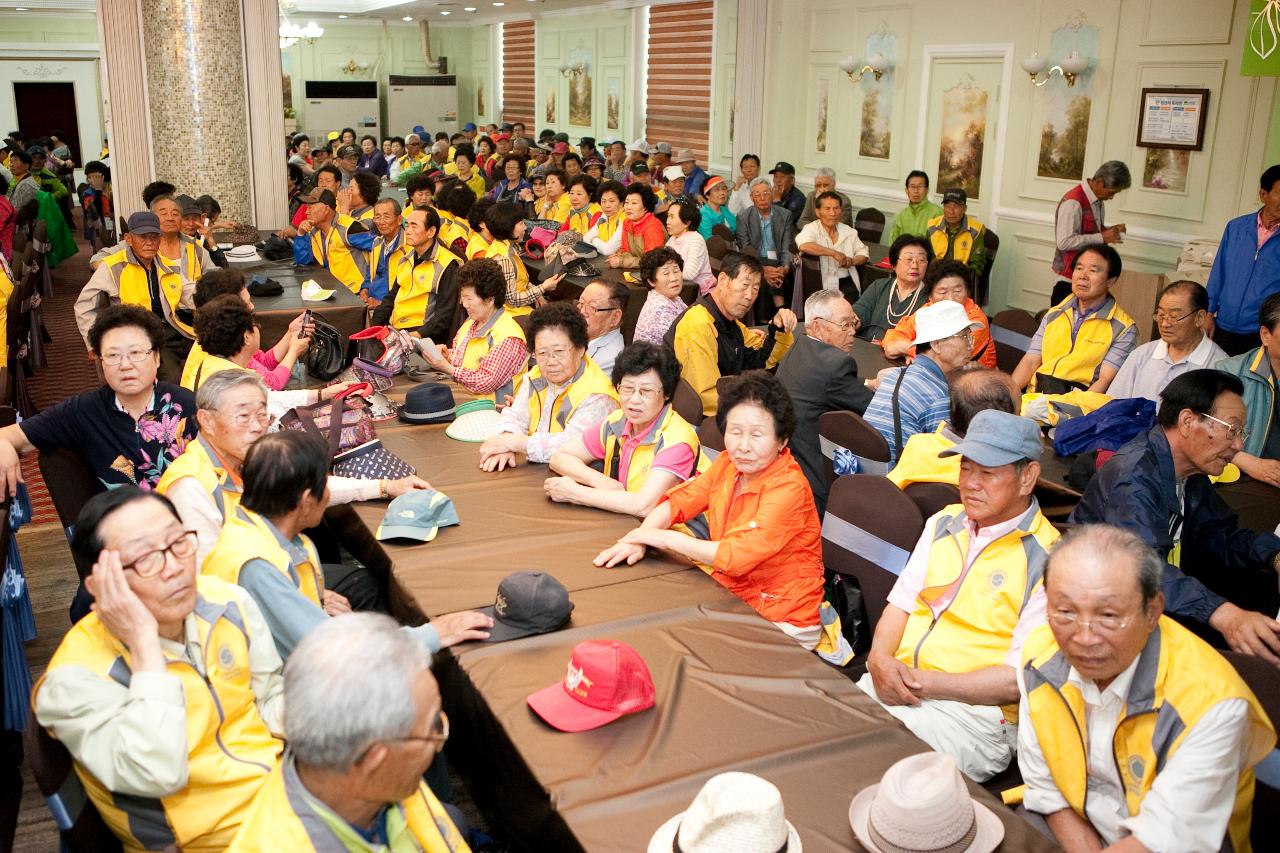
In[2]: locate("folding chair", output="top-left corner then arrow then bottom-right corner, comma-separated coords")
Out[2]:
989,309 -> 1040,375
821,474 -> 924,634
902,482 -> 961,519
670,378 -> 705,426
854,207 -> 885,244
817,410 -> 891,486
24,708 -> 122,852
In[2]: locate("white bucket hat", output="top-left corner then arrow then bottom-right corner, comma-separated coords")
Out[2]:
911,299 -> 981,346
648,772 -> 801,853
627,138 -> 651,155
300,279 -> 335,301
848,753 -> 1004,853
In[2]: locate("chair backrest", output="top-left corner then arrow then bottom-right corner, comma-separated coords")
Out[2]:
38,448 -> 98,552
705,234 -> 729,261
989,308 -> 1040,375
854,207 -> 885,244
975,228 -> 999,307
671,378 -> 705,426
903,481 -> 961,519
697,416 -> 724,452
24,708 -> 123,852
822,474 -> 924,632
817,410 -> 891,485
10,229 -> 28,258
711,223 -> 736,246
794,254 -> 824,319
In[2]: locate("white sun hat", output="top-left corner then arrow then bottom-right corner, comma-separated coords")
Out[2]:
648,772 -> 802,853
911,299 -> 981,346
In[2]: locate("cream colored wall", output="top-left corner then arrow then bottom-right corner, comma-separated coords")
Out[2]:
710,0 -> 737,174
750,0 -> 1279,312
536,10 -> 636,143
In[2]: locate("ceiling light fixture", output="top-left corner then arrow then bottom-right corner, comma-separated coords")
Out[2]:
402,15 -> 413,21
464,6 -> 477,10
493,1 -> 505,6
338,13 -> 348,18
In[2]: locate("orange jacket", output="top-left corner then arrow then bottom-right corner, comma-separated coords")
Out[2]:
882,297 -> 996,367
663,449 -> 824,627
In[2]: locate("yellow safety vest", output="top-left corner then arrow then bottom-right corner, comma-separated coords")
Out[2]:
564,203 -> 602,235
181,350 -> 240,392
395,152 -> 430,173
180,341 -> 207,390
1035,296 -> 1136,390
204,506 -> 325,607
437,211 -> 471,254
458,170 -> 486,200
455,308 -> 527,402
369,233 -> 412,296
894,503 -> 1059,719
156,435 -> 242,533
599,404 -> 707,491
38,576 -> 282,852
886,423 -> 958,489
536,193 -> 571,224
525,357 -> 618,436
482,238 -> 533,317
925,214 -> 984,266
227,757 -> 469,853
596,211 -> 625,244
466,230 -> 491,260
308,222 -> 370,294
390,244 -> 461,331
103,247 -> 193,336
1023,617 -> 1275,852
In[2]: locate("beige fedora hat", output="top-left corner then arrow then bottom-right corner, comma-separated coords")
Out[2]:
848,753 -> 1004,853
649,772 -> 802,852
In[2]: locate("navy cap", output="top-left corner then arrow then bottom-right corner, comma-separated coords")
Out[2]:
126,212 -> 161,236
942,188 -> 968,205
477,572 -> 574,642
399,382 -> 456,424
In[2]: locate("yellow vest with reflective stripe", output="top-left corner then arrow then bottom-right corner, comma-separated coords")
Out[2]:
205,506 -> 324,607
597,211 -> 624,243
482,238 -> 532,316
925,214 -> 983,265
894,503 -> 1059,719
525,357 -> 618,436
180,341 -> 207,390
104,248 -> 193,336
369,233 -> 412,295
156,436 -> 241,536
390,245 -> 461,331
600,404 -> 707,491
886,423 -> 958,489
466,231 -> 491,260
455,308 -> 527,402
1035,296 -> 1136,390
1023,617 -> 1275,852
181,351 -> 240,392
565,203 -> 602,235
39,576 -> 282,852
536,193 -> 571,224
308,222 -> 369,293
437,211 -> 471,253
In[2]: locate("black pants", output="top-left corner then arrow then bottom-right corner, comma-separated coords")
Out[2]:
1213,326 -> 1261,357
322,562 -> 388,612
157,325 -> 193,385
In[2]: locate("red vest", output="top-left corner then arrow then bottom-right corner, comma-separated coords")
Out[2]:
1052,183 -> 1100,277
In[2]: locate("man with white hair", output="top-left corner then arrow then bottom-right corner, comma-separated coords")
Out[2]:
396,134 -> 430,175
228,613 -> 471,852
735,177 -> 795,316
797,167 -> 853,229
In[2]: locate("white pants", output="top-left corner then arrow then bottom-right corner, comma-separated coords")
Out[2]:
856,672 -> 1017,782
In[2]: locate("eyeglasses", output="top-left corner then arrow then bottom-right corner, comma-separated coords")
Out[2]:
122,530 -> 198,578
101,348 -> 154,367
577,301 -> 619,314
1199,412 -> 1251,442
898,255 -> 929,267
1049,609 -> 1138,634
391,711 -> 450,749
818,317 -> 855,332
220,408 -> 271,429
938,329 -> 974,346
1152,309 -> 1196,324
534,348 -> 575,363
617,384 -> 662,401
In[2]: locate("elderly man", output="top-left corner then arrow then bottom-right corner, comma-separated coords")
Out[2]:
204,431 -> 491,659
35,487 -> 285,851
864,300 -> 981,462
363,197 -> 409,306
333,144 -> 361,188
1207,164 -> 1280,355
1052,160 -> 1131,305
796,190 -> 870,304
797,167 -> 854,229
887,170 -> 943,242
666,253 -> 796,416
578,279 -> 627,374
650,142 -> 673,173
228,613 -> 470,852
75,211 -> 196,381
926,189 -> 986,278
674,148 -> 708,199
1109,280 -> 1226,402
293,189 -> 374,294
736,177 -> 794,315
397,134 -> 431,175
1071,369 -> 1280,665
776,289 -> 872,511
768,160 -> 805,222
1019,525 -> 1275,853
371,207 -> 461,343
858,409 -> 1058,781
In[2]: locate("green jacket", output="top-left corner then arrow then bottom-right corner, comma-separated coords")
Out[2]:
887,199 -> 943,243
1216,346 -> 1275,457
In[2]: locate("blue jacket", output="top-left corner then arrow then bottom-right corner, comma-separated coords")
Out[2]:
1070,426 -> 1280,624
682,165 -> 709,198
1215,346 -> 1275,457
1206,210 -> 1280,334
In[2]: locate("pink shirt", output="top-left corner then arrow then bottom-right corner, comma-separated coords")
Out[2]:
249,349 -> 292,391
1258,211 -> 1280,251
581,412 -> 697,486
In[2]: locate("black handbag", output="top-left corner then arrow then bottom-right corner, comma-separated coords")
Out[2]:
824,571 -> 868,654
304,316 -> 347,381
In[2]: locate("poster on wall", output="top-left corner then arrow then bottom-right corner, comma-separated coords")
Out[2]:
815,79 -> 829,153
1244,0 -> 1280,76
606,77 -> 621,130
1036,13 -> 1098,180
544,76 -> 557,124
1136,88 -> 1209,150
477,83 -> 486,119
859,26 -> 896,159
937,75 -> 988,199
1143,148 -> 1190,191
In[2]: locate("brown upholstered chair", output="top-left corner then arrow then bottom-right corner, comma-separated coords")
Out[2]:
1222,651 -> 1280,849
854,207 -> 885,245
976,228 -> 999,307
989,308 -> 1040,375
24,709 -> 122,852
697,416 -> 724,453
817,410 -> 891,486
902,482 -> 961,519
670,378 -> 705,426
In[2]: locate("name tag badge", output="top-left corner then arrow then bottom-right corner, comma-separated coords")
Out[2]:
765,250 -> 778,260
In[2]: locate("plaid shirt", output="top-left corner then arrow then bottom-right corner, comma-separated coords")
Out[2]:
449,325 -> 528,396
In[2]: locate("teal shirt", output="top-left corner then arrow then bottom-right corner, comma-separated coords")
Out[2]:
887,199 -> 943,243
699,204 -> 737,239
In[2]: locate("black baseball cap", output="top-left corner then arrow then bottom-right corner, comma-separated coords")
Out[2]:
942,188 -> 968,205
312,189 -> 337,208
630,161 -> 650,175
769,161 -> 796,175
337,144 -> 359,159
477,571 -> 574,642
126,212 -> 162,236
175,194 -> 201,217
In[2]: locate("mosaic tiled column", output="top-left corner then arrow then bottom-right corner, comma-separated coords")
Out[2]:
138,0 -> 252,222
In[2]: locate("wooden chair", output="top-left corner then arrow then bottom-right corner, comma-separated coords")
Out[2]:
976,229 -> 999,307
697,417 -> 724,453
854,207 -> 886,245
24,707 -> 123,852
822,474 -> 924,634
791,254 -> 824,319
989,308 -> 1040,375
705,234 -> 730,261
903,481 -> 961,519
1221,652 -> 1280,849
817,410 -> 891,486
670,378 -> 705,426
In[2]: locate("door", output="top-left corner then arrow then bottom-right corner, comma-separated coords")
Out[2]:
920,55 -> 1006,221
14,82 -> 80,164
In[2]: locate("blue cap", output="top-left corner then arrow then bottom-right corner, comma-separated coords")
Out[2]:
464,122 -> 477,131
939,410 -> 1043,467
376,489 -> 460,542
412,124 -> 426,135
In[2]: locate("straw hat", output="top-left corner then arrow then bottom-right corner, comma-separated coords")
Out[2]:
648,772 -> 802,852
848,753 -> 1003,853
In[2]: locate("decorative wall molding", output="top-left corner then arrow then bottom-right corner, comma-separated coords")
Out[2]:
732,0 -> 768,169
0,43 -> 100,59
1139,0 -> 1236,46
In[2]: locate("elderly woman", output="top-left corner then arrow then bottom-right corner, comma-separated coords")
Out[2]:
546,342 -> 704,516
1216,292 -> 1280,487
607,183 -> 666,269
882,259 -> 995,367
596,371 -> 825,645
479,302 -> 619,472
633,247 -> 688,345
697,175 -> 736,240
421,258 -> 528,403
479,202 -> 562,315
584,180 -> 627,256
535,169 -> 571,224
561,174 -> 602,234
853,235 -> 934,341
666,199 -> 714,294
488,154 -> 532,204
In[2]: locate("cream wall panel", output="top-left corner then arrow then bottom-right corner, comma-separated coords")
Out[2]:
1139,0 -> 1236,45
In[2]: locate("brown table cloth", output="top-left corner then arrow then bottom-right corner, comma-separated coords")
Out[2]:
240,260 -> 367,344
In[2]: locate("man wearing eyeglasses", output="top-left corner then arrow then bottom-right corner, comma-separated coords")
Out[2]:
1108,280 -> 1226,403
34,487 -> 286,851
1019,524 -> 1274,853
578,279 -> 627,374
228,613 -> 471,852
1071,369 -> 1280,666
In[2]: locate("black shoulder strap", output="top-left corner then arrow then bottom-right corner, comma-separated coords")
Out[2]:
891,367 -> 908,459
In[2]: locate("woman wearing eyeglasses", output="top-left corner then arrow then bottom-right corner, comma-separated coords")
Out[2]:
853,235 -> 934,342
881,260 -> 995,367
546,342 -> 706,517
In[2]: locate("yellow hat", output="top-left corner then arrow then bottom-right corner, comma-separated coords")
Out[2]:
326,131 -> 340,141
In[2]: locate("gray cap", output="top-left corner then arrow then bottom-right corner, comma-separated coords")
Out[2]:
939,410 -> 1042,467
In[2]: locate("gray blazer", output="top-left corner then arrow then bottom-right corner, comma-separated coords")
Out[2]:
736,204 -> 794,267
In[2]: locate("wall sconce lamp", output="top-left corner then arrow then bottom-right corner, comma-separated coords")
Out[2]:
838,53 -> 889,83
558,45 -> 590,79
279,20 -> 323,49
1021,50 -> 1089,87
339,59 -> 370,75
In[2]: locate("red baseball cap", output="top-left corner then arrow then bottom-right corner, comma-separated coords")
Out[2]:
527,640 -> 656,732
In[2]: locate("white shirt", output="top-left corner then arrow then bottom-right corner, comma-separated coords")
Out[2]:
728,181 -> 755,216
1018,657 -> 1251,853
795,220 -> 870,290
1107,334 -> 1228,402
587,329 -> 624,375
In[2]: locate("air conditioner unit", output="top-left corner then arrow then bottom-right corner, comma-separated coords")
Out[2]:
303,80 -> 380,141
386,75 -> 458,138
